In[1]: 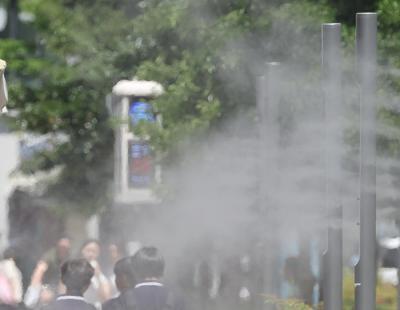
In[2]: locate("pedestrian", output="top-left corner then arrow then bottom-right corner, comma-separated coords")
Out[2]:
0,247 -> 23,306
101,257 -> 136,310
220,253 -> 257,310
31,237 -> 71,294
191,239 -> 221,310
283,256 -> 316,305
24,260 -> 56,309
103,241 -> 125,275
122,246 -> 184,310
24,237 -> 71,309
79,240 -> 111,308
101,241 -> 126,297
42,259 -> 95,310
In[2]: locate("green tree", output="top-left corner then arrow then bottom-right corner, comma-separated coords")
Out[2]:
3,0 -> 338,215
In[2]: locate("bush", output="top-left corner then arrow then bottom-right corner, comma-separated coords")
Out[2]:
343,269 -> 396,309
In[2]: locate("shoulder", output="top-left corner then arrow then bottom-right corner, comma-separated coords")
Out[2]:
121,289 -> 136,308
150,286 -> 184,310
0,305 -> 20,310
40,300 -> 56,310
83,301 -> 96,310
102,297 -> 122,310
86,303 -> 96,310
46,298 -> 96,310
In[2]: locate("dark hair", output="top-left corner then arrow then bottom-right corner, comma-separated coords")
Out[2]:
114,256 -> 136,287
61,259 -> 94,292
132,246 -> 164,280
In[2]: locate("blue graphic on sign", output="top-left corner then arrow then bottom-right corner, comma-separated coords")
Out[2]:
129,101 -> 155,127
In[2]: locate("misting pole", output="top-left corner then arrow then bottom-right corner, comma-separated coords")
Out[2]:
356,12 -> 377,310
256,62 -> 281,309
322,23 -> 343,310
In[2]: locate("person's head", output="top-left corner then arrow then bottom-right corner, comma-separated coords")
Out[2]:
61,259 -> 94,294
56,237 -> 71,261
108,240 -> 125,265
114,257 -> 136,292
80,239 -> 100,262
132,246 -> 164,281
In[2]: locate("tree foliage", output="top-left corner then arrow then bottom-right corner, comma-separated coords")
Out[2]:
4,0 -> 400,216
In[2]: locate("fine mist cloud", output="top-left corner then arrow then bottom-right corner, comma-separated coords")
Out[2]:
110,2 -> 400,305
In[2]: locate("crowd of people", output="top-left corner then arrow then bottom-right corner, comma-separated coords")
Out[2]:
0,234 -> 322,310
0,238 -> 184,310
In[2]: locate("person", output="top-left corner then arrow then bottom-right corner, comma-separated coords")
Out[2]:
101,257 -> 136,310
220,253 -> 258,310
24,237 -> 71,308
34,237 -> 71,292
122,246 -> 184,310
24,260 -> 56,309
80,240 -> 111,308
191,238 -> 221,310
42,259 -> 95,310
101,241 -> 125,297
103,242 -> 125,275
283,256 -> 316,305
0,247 -> 23,306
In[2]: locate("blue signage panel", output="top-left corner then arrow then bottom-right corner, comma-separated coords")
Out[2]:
129,101 -> 155,127
128,141 -> 154,188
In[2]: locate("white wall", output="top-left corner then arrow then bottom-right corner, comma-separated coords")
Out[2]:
0,133 -> 19,251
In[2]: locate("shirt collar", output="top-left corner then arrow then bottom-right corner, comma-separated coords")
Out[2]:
57,296 -> 85,302
135,282 -> 163,288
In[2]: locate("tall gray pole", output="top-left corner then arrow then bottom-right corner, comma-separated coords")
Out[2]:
356,12 -> 377,310
256,62 -> 281,309
9,0 -> 18,39
396,221 -> 400,310
322,23 -> 343,310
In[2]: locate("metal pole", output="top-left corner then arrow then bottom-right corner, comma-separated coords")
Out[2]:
355,261 -> 361,310
398,257 -> 400,310
266,62 -> 281,308
9,0 -> 18,39
322,23 -> 343,310
256,74 -> 268,310
356,12 -> 377,310
256,62 -> 281,309
396,221 -> 400,310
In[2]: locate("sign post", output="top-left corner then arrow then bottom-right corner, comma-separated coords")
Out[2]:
111,79 -> 164,206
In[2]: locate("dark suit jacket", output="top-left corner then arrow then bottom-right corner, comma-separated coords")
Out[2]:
122,283 -> 184,310
43,295 -> 96,310
102,294 -> 126,310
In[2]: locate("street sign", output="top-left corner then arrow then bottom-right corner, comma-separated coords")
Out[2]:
128,141 -> 154,188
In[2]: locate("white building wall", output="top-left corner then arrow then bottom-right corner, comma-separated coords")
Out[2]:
0,133 -> 19,251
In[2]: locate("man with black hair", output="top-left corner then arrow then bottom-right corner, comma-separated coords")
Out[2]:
43,259 -> 95,310
123,246 -> 184,310
102,257 -> 136,310
42,237 -> 71,287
